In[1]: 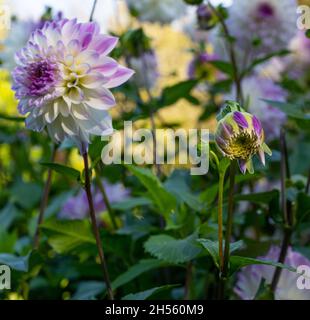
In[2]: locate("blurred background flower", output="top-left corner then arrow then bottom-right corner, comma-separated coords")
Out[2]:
59,180 -> 130,220
227,0 -> 297,57
235,246 -> 310,300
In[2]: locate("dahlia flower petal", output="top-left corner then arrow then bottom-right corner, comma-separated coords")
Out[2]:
246,159 -> 254,174
84,87 -> 116,109
54,98 -> 70,117
61,116 -> 79,136
44,104 -> 59,123
78,109 -> 113,136
233,111 -> 248,129
71,105 -> 90,120
238,159 -> 247,174
262,143 -> 272,156
105,66 -> 135,88
80,72 -> 107,89
90,35 -> 118,56
93,57 -> 119,76
25,114 -> 45,132
258,148 -> 266,166
68,39 -> 81,56
252,115 -> 262,137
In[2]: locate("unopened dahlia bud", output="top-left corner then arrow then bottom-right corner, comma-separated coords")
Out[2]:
215,111 -> 272,174
196,4 -> 216,30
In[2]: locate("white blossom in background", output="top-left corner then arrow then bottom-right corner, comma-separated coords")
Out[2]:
226,75 -> 287,141
227,0 -> 297,57
128,51 -> 159,90
0,20 -> 36,71
235,246 -> 310,300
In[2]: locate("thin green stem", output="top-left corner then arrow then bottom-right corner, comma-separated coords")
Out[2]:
82,152 -> 114,300
207,1 -> 243,104
306,168 -> 310,195
94,166 -> 118,230
218,160 -> 237,299
184,261 -> 193,300
33,145 -> 56,249
217,172 -> 225,272
270,129 -> 293,293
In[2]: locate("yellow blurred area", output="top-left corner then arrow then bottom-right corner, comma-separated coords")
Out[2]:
7,292 -> 24,300
0,70 -> 18,116
109,1 -> 215,131
0,0 -> 9,39
68,149 -> 84,172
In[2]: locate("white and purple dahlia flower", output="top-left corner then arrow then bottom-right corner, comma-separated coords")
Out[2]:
235,246 -> 310,300
12,19 -> 134,150
215,110 -> 272,174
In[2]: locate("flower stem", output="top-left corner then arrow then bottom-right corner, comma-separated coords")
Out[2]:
207,1 -> 243,104
184,261 -> 193,300
82,152 -> 114,300
306,168 -> 310,195
218,160 -> 236,299
217,172 -> 225,272
33,145 -> 56,249
89,0 -> 98,21
94,165 -> 118,230
270,129 -> 293,293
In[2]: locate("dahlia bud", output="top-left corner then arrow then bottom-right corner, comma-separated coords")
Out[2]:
197,4 -> 216,30
215,110 -> 272,174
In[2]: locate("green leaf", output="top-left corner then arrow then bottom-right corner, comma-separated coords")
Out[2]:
144,233 -> 201,264
216,100 -> 245,121
263,100 -> 310,121
197,239 -> 244,268
196,239 -> 219,267
72,281 -> 105,300
0,253 -> 30,272
296,192 -> 310,224
235,190 -> 279,204
240,50 -> 290,78
122,284 -> 178,300
40,162 -> 80,180
208,60 -> 233,77
164,171 -> 203,211
219,158 -> 230,174
229,256 -> 296,276
10,181 -> 41,210
40,219 -> 95,254
112,259 -> 170,290
0,113 -> 25,122
111,197 -> 151,211
126,165 -> 177,217
160,80 -> 198,107
0,228 -> 17,253
0,203 -> 21,230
